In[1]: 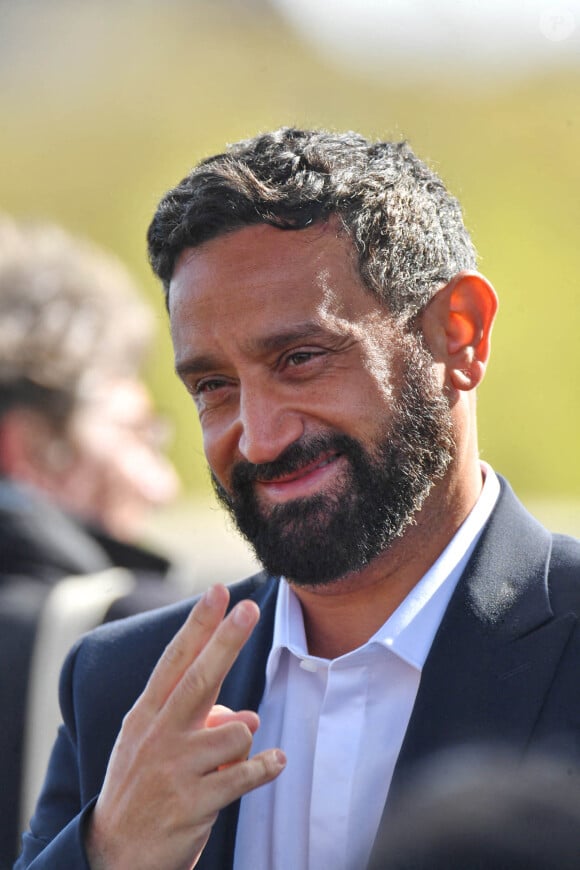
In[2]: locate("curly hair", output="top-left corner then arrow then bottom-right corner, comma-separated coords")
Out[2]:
0,217 -> 153,426
147,127 -> 476,317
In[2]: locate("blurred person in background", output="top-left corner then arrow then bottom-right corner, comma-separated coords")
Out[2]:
0,216 -> 184,867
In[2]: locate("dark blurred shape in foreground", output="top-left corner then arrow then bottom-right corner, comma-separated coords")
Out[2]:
370,745 -> 580,870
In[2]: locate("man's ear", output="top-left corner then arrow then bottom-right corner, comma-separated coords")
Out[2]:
420,271 -> 498,391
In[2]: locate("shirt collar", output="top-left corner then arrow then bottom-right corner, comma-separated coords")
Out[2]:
265,463 -> 500,685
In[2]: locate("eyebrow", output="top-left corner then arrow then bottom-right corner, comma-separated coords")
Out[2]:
175,321 -> 341,379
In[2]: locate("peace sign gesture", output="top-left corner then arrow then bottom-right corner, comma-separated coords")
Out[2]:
85,584 -> 286,870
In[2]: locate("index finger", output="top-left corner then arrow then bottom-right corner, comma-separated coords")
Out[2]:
166,598 -> 260,730
138,584 -> 231,716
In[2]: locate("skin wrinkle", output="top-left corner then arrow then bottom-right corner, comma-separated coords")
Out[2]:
316,269 -> 398,406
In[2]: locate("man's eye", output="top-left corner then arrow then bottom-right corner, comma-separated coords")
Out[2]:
285,350 -> 323,367
192,378 -> 228,396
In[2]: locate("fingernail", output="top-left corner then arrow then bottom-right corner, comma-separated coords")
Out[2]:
205,584 -> 221,607
232,602 -> 255,627
273,749 -> 286,770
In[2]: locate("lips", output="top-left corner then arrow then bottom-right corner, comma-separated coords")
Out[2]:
254,451 -> 343,502
257,451 -> 340,484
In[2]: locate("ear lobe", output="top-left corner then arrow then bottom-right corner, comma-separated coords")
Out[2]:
421,271 -> 498,391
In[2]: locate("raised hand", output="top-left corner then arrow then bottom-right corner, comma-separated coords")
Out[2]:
85,584 -> 286,870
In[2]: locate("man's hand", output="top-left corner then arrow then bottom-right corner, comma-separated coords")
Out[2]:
85,584 -> 286,870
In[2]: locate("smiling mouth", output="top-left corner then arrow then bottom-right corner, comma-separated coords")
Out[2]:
257,451 -> 341,485
251,451 -> 345,504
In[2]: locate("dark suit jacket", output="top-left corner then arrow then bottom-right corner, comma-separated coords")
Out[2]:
15,479 -> 580,869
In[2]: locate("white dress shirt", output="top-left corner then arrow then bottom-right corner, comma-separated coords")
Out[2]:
233,464 -> 500,870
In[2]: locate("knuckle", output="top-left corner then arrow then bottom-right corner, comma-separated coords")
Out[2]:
232,759 -> 261,792
119,704 -> 140,737
230,721 -> 253,755
161,636 -> 185,667
180,664 -> 211,700
205,721 -> 252,754
160,623 -> 197,669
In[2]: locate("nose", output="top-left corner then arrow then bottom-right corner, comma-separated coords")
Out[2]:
236,385 -> 304,465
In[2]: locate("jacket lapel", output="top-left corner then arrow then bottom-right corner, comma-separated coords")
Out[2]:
198,574 -> 279,870
385,478 -> 575,804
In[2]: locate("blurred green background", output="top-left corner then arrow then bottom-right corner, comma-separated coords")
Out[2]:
1,0 -> 579,537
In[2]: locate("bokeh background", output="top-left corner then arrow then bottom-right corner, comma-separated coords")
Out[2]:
1,0 -> 579,566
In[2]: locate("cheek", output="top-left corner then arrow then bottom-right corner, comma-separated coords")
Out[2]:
318,355 -> 397,434
359,331 -> 400,404
201,420 -> 234,487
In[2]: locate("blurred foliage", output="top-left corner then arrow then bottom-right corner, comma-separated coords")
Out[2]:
1,0 -> 579,500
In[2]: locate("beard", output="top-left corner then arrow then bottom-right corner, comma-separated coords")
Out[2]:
211,335 -> 455,587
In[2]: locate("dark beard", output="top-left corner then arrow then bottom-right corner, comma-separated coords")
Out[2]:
211,337 -> 455,586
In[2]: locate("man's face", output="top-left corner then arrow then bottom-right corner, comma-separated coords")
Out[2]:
170,223 -> 454,585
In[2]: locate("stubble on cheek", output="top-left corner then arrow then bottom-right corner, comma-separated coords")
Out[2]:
316,281 -> 401,407
355,313 -> 404,404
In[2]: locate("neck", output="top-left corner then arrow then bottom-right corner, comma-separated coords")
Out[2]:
290,460 -> 484,659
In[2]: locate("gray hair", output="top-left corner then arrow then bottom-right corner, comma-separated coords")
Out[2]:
0,216 -> 153,425
147,127 -> 476,317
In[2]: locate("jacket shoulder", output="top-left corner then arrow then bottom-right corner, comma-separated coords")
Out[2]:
548,533 -> 580,614
74,570 -> 271,654
61,571 -> 274,717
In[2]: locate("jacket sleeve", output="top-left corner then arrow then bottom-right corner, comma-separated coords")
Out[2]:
14,642 -> 95,869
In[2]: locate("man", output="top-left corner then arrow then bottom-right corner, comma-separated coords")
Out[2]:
0,217 -> 184,867
16,128 -> 580,869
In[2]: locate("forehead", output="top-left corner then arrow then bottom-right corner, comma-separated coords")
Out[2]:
168,222 -> 386,362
